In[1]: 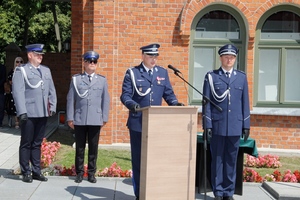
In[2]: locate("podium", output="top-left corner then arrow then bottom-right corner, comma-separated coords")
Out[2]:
140,106 -> 198,200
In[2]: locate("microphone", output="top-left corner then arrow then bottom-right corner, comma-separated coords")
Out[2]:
168,64 -> 181,74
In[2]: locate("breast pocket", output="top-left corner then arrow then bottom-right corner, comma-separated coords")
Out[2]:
92,86 -> 103,97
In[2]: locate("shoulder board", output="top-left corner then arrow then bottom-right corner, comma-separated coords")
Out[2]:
207,70 -> 214,74
235,69 -> 246,74
96,74 -> 105,78
72,73 -> 81,77
40,64 -> 49,69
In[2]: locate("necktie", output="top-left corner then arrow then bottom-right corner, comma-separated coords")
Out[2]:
226,72 -> 230,78
148,70 -> 153,79
37,68 -> 42,78
88,75 -> 92,82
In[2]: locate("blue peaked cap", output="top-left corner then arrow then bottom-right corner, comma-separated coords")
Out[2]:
82,51 -> 99,60
140,43 -> 160,55
218,44 -> 238,56
25,44 -> 44,54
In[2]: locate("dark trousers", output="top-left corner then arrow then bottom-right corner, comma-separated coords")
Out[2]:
210,135 -> 240,197
74,125 -> 101,176
129,129 -> 142,198
19,117 -> 47,175
0,93 -> 4,126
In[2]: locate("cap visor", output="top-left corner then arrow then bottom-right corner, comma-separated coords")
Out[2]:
33,51 -> 44,55
220,52 -> 236,56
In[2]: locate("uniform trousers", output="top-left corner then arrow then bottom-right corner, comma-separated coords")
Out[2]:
19,117 -> 47,175
210,135 -> 240,197
129,129 -> 142,198
74,125 -> 101,176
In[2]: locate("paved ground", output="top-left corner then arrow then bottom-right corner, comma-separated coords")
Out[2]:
0,114 -> 300,200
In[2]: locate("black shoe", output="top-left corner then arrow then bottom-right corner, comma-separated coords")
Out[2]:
136,197 -> 139,200
88,175 -> 97,183
32,173 -> 48,182
75,174 -> 83,183
223,197 -> 234,200
22,174 -> 33,183
214,196 -> 223,200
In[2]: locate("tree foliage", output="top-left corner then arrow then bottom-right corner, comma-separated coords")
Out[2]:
0,0 -> 71,62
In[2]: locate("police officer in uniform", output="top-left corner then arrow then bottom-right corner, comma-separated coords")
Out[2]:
202,44 -> 250,200
12,44 -> 57,183
66,51 -> 110,183
120,43 -> 183,200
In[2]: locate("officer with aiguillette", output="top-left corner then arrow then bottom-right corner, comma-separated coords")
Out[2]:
12,44 -> 57,183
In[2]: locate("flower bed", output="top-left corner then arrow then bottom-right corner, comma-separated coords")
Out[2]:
243,154 -> 300,183
41,139 -> 132,177
42,139 -> 299,181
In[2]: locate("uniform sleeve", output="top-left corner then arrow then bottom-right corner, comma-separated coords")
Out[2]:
202,73 -> 212,129
242,75 -> 250,129
101,78 -> 110,122
66,78 -> 75,121
12,67 -> 26,116
162,69 -> 178,105
47,68 -> 57,113
120,69 -> 138,109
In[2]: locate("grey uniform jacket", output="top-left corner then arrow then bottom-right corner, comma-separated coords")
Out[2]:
12,63 -> 57,117
66,73 -> 110,126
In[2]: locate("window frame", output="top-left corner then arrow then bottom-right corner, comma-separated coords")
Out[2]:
254,6 -> 300,108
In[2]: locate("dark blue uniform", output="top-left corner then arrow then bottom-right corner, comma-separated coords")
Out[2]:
120,63 -> 179,197
203,67 -> 250,197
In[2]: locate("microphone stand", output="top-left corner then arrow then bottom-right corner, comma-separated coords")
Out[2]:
171,70 -> 222,200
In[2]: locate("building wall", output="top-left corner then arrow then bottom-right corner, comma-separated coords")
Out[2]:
70,0 -> 300,149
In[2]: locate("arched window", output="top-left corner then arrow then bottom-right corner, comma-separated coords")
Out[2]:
189,7 -> 247,104
255,9 -> 300,107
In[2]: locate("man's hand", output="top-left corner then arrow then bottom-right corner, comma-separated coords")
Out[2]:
19,113 -> 28,126
68,121 -> 74,130
49,111 -> 56,116
130,104 -> 140,112
176,102 -> 185,106
204,128 -> 212,141
242,129 -> 250,142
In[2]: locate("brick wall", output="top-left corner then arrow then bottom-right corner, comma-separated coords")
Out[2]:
69,0 -> 300,149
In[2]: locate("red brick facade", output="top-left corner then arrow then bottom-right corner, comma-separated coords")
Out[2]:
66,0 -> 300,149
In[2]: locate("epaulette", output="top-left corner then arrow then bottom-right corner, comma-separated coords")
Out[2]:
207,70 -> 214,74
72,73 -> 81,77
40,64 -> 49,69
96,74 -> 105,78
235,69 -> 246,75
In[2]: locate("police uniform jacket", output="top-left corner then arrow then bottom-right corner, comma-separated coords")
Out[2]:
66,73 -> 110,126
12,63 -> 57,117
203,67 -> 250,136
120,63 -> 178,132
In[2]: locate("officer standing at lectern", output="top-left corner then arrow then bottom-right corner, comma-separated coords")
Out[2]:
12,44 -> 57,183
67,51 -> 110,184
202,44 -> 250,200
120,43 -> 184,200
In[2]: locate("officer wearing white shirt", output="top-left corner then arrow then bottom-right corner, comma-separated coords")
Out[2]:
66,51 -> 110,184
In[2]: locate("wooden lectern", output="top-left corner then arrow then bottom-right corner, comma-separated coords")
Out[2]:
140,106 -> 198,200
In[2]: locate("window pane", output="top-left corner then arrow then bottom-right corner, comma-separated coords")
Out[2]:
258,49 -> 280,101
261,11 -> 300,39
196,11 -> 240,39
285,49 -> 300,102
193,47 -> 215,100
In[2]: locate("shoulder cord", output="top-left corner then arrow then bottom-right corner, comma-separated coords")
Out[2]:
15,66 -> 43,89
208,73 -> 230,102
72,76 -> 88,98
128,68 -> 151,96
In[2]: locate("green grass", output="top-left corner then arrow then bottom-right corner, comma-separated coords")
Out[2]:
47,128 -> 132,171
